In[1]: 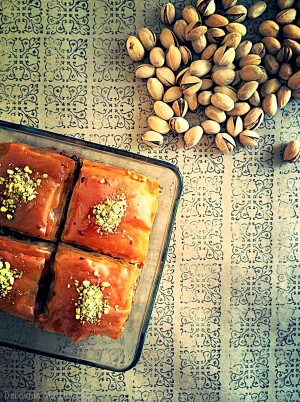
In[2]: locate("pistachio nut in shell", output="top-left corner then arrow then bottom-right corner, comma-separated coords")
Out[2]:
205,14 -> 229,27
173,19 -> 188,42
214,86 -> 238,102
243,107 -> 264,130
201,44 -> 218,60
222,32 -> 242,48
156,66 -> 175,87
184,126 -> 203,147
190,59 -> 212,77
215,133 -> 236,153
205,105 -> 227,123
227,102 -> 251,116
211,92 -> 235,111
184,93 -> 199,111
279,63 -> 293,81
201,78 -> 214,90
206,28 -> 226,44
276,46 -> 293,63
222,0 -> 237,10
259,20 -> 280,37
239,130 -> 260,147
261,78 -> 281,97
181,75 -> 202,95
235,40 -> 253,60
172,98 -> 188,117
227,115 -> 243,137
142,131 -> 164,148
191,35 -> 207,53
226,22 -> 247,37
283,139 -> 300,163
179,46 -> 192,65
237,81 -> 259,100
135,64 -> 156,79
239,54 -> 262,68
240,65 -> 263,81
182,6 -> 201,24
198,90 -> 213,105
282,39 -> 300,55
149,47 -> 165,67
148,116 -> 170,134
262,93 -> 278,116
277,0 -> 295,9
165,44 -> 182,72
196,0 -> 216,16
249,91 -> 261,107
212,68 -> 235,85
161,3 -> 176,25
138,27 -> 156,51
175,67 -> 191,85
160,28 -> 179,49
262,37 -> 282,55
288,71 -> 300,90
201,119 -> 221,134
153,101 -> 174,121
251,42 -> 266,58
276,8 -> 297,25
185,21 -> 208,41
264,54 -> 280,75
163,86 -> 183,103
169,116 -> 189,133
276,86 -> 292,109
283,24 -> 300,40
147,77 -> 164,101
226,5 -> 247,22
247,1 -> 267,19
214,45 -> 236,66
126,35 -> 145,61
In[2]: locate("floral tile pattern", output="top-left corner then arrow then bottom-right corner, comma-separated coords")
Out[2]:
0,0 -> 299,401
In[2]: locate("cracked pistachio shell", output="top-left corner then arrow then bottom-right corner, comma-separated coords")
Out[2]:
276,8 -> 297,24
214,86 -> 238,102
198,90 -> 213,105
211,92 -> 235,111
161,3 -> 176,25
243,107 -> 264,130
215,133 -> 236,153
287,71 -> 300,90
160,28 -> 179,49
276,86 -> 292,108
262,37 -> 281,55
179,46 -> 192,65
226,5 -> 247,22
173,19 -> 188,42
277,46 -> 293,63
239,130 -> 260,147
184,93 -> 199,111
153,101 -> 174,121
135,64 -> 156,79
227,102 -> 251,116
222,0 -> 237,9
226,116 -> 243,137
235,40 -> 253,60
175,67 -> 191,85
185,21 -> 208,41
212,68 -> 235,86
283,140 -> 300,162
149,47 -> 165,67
283,39 -> 300,55
181,75 -> 202,95
237,81 -> 259,101
169,116 -> 190,133
172,98 -> 188,117
142,131 -> 164,147
251,42 -> 266,58
222,32 -> 242,49
148,116 -> 170,134
190,59 -> 212,77
147,77 -> 164,101
259,20 -> 280,37
201,119 -> 221,134
205,14 -> 229,27
182,6 -> 201,24
156,66 -> 175,87
226,22 -> 247,37
206,28 -> 226,44
165,44 -> 182,72
196,0 -> 216,17
163,86 -> 183,103
247,1 -> 267,19
191,35 -> 207,53
184,126 -> 203,147
262,93 -> 278,116
138,27 -> 156,51
261,78 -> 281,97
205,105 -> 227,123
126,36 -> 145,61
214,45 -> 236,66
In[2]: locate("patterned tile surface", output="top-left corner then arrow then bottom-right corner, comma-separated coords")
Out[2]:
0,0 -> 299,401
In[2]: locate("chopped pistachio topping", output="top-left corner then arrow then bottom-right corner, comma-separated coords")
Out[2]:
0,166 -> 45,219
93,195 -> 127,234
0,260 -> 23,298
75,281 -> 111,324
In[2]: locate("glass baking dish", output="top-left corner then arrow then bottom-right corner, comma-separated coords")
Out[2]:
0,120 -> 182,371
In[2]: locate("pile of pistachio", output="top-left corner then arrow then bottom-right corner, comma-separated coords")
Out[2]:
126,0 -> 300,162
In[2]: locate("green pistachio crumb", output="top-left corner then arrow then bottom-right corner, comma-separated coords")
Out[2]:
93,194 -> 127,234
0,260 -> 23,298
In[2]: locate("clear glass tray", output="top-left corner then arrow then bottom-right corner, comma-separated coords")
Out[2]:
0,120 -> 183,371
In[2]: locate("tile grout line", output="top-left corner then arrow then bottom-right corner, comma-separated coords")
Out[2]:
219,153 -> 234,402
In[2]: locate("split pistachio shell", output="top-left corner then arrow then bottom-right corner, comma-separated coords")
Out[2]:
184,126 -> 203,147
239,130 -> 260,147
226,115 -> 243,137
243,107 -> 264,130
226,22 -> 247,37
191,35 -> 207,53
214,45 -> 236,66
235,40 -> 253,60
179,46 -> 192,65
205,105 -> 227,123
156,66 -> 176,87
196,0 -> 216,17
207,28 -> 226,44
160,28 -> 179,49
185,21 -> 208,41
251,42 -> 266,58
138,27 -> 157,51
215,133 -> 236,153
277,46 -> 293,63
211,92 -> 235,111
169,117 -> 190,133
142,131 -> 164,147
201,119 -> 221,134
148,116 -> 170,134
163,86 -> 183,103
173,19 -> 188,42
283,140 -> 300,163
149,47 -> 165,67
147,78 -> 164,100
226,5 -> 247,22
172,98 -> 188,117
153,101 -> 174,120
222,32 -> 242,48
161,3 -> 176,25
181,75 -> 202,95
222,0 -> 238,10
276,8 -> 297,25
135,64 -> 156,79
126,36 -> 145,61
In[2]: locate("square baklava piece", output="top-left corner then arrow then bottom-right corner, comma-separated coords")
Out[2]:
62,160 -> 160,265
0,142 -> 76,240
0,236 -> 53,322
38,245 -> 141,343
